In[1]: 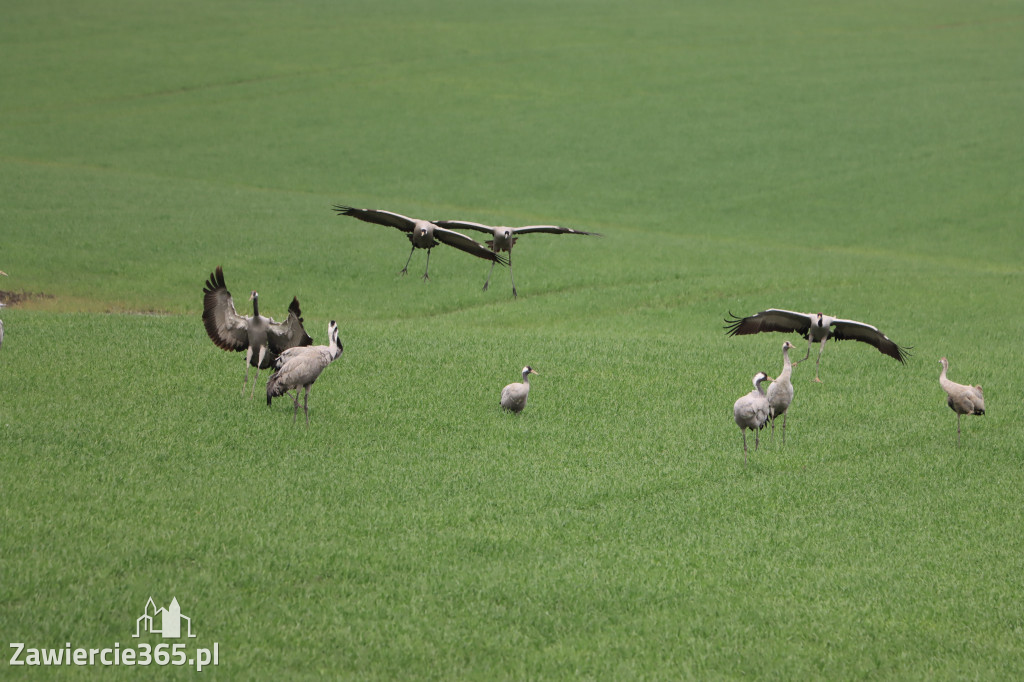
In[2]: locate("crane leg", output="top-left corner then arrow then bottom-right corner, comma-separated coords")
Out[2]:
792,337 -> 813,366
781,413 -> 787,444
482,259 -> 496,292
252,346 -> 267,399
400,244 -> 416,276
742,430 -> 748,466
243,348 -> 253,395
422,248 -> 431,281
813,338 -> 827,382
755,426 -> 760,451
957,414 -> 961,446
509,251 -> 517,299
303,385 -> 310,426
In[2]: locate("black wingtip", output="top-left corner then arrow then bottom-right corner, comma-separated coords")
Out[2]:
723,311 -> 743,336
288,296 -> 303,319
202,265 -> 227,296
895,344 -> 913,364
333,204 -> 355,216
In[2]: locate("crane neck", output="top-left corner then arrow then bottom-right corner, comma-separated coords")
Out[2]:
779,348 -> 793,381
330,332 -> 343,359
939,359 -> 951,388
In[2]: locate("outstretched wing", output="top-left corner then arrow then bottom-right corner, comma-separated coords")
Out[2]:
202,266 -> 249,352
333,205 -> 417,233
724,309 -> 812,337
830,318 -> 911,363
432,226 -> 510,265
435,221 -> 603,238
267,296 -> 314,354
511,225 -> 602,237
433,219 -> 495,235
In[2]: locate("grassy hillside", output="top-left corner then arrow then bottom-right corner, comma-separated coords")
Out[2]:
2,0 -> 1022,678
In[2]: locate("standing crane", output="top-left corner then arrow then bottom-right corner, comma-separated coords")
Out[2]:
724,308 -> 910,382
433,220 -> 602,298
733,371 -> 772,465
938,357 -> 985,446
766,341 -> 796,443
333,206 -> 508,280
500,366 -> 539,413
267,320 -> 344,425
202,266 -> 313,397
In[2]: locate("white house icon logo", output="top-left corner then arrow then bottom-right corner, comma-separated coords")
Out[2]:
133,597 -> 196,639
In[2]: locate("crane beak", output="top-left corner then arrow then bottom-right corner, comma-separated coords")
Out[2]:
530,369 -> 540,376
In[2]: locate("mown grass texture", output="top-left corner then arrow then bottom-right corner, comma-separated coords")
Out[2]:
2,0 -> 1023,679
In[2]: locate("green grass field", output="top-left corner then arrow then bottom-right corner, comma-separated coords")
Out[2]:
2,0 -> 1023,678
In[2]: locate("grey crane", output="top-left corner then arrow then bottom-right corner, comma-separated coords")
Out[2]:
501,366 -> 539,413
267,320 -> 344,425
939,357 -> 985,446
333,206 -> 508,280
733,371 -> 773,465
766,341 -> 796,443
433,220 -> 602,298
724,308 -> 910,382
202,266 -> 313,397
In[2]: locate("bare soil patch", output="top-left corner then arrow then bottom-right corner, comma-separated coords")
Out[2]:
0,290 -> 56,307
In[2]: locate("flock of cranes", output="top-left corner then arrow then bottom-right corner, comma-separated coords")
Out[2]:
724,308 -> 910,383
725,307 -> 983,461
198,263 -> 545,423
0,240 -> 990,447
195,204 -> 598,423
187,207 -> 984,446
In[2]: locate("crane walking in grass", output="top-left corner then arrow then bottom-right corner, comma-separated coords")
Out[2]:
433,220 -> 602,298
938,356 -> 985,446
202,266 -> 313,397
724,308 -> 910,382
501,366 -> 539,413
766,341 -> 796,443
333,206 -> 508,280
267,320 -> 344,425
733,372 -> 772,465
